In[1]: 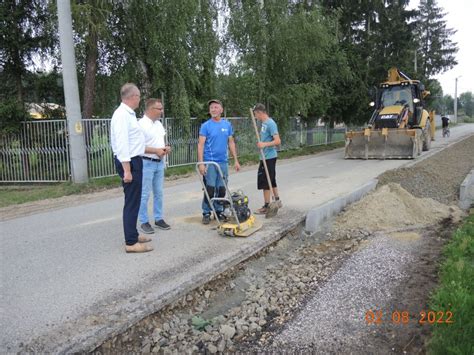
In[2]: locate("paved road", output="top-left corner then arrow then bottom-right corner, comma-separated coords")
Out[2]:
1,125 -> 473,352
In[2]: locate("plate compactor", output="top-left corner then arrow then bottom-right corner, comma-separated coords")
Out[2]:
196,162 -> 262,237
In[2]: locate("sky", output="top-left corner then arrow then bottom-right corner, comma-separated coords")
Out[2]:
413,0 -> 474,96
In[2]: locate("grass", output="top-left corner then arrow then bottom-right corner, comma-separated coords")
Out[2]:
427,211 -> 474,355
0,176 -> 121,208
0,141 -> 344,208
459,115 -> 474,124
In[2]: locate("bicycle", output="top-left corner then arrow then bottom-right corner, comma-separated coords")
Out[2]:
442,126 -> 450,138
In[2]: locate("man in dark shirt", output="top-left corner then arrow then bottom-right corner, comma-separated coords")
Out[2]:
441,116 -> 450,128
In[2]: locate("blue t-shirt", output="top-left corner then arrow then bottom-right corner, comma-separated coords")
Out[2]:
199,118 -> 234,163
261,118 -> 279,159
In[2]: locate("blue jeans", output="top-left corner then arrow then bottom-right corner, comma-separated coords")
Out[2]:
138,159 -> 165,224
202,162 -> 228,215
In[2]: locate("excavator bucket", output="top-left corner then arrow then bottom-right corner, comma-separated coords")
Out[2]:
345,128 -> 421,159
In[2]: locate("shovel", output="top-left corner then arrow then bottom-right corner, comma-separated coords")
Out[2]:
249,108 -> 279,218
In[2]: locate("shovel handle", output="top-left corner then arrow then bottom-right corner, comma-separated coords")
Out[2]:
249,108 -> 275,197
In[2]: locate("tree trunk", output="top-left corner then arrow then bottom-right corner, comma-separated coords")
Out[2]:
328,118 -> 335,144
82,30 -> 98,119
13,49 -> 23,103
138,59 -> 152,98
306,117 -> 316,146
15,73 -> 23,103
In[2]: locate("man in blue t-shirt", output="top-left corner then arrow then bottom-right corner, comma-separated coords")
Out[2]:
198,99 -> 241,224
253,103 -> 282,214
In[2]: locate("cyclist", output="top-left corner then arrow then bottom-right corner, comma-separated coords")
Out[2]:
441,116 -> 450,137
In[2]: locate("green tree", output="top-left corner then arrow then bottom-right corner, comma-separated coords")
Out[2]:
319,0 -> 418,125
71,0 -> 113,119
421,78 -> 443,112
415,0 -> 458,78
442,94 -> 454,115
216,70 -> 258,117
0,0 -> 53,103
0,99 -> 27,133
107,0 -> 219,121
0,0 -> 54,132
459,92 -> 473,117
226,0 -> 353,130
24,69 -> 65,105
369,0 -> 417,83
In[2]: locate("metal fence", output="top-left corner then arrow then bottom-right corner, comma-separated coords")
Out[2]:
0,120 -> 70,182
83,119 -> 115,178
0,117 -> 347,182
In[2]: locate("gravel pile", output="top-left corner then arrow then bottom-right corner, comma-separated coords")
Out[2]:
377,135 -> 474,204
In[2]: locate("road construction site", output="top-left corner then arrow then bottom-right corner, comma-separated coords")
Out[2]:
1,125 -> 473,353
96,132 -> 472,354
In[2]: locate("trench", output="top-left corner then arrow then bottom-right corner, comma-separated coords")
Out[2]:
94,218 -> 370,354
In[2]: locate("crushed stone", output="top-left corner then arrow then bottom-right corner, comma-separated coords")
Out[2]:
377,135 -> 474,204
272,235 -> 416,353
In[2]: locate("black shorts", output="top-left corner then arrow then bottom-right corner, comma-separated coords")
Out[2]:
257,157 -> 277,190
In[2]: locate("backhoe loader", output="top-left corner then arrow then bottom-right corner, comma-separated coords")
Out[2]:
345,67 -> 435,159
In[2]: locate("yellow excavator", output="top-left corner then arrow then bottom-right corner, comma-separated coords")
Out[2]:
345,67 -> 435,159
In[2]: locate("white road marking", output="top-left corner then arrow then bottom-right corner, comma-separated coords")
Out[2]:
78,216 -> 120,227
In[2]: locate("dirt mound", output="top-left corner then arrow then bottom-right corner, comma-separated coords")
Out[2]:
334,183 -> 461,231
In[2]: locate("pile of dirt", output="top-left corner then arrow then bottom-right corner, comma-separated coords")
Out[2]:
377,135 -> 474,204
334,183 -> 461,232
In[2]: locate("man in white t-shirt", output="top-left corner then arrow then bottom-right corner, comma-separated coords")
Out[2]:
138,98 -> 172,234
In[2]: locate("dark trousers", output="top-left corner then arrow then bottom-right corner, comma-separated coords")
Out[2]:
115,156 -> 143,245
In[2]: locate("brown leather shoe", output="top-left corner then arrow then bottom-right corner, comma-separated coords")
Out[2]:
125,243 -> 154,253
138,234 -> 152,243
254,206 -> 268,215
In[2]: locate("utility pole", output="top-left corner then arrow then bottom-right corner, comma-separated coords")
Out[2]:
454,76 -> 462,123
57,0 -> 88,183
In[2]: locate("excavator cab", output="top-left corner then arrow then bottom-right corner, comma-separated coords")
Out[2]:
370,84 -> 414,129
379,86 -> 412,109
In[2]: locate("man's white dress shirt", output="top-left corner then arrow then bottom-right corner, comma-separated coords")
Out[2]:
110,103 -> 145,162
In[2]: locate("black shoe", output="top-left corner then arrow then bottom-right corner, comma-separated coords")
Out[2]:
140,222 -> 155,234
202,214 -> 211,225
155,219 -> 171,230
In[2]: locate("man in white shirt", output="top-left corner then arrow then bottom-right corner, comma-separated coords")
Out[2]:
138,99 -> 172,234
111,83 -> 155,253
